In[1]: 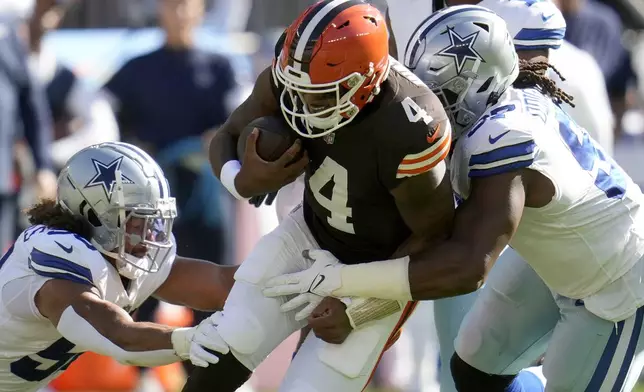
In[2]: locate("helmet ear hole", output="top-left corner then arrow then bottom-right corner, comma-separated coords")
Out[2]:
473,22 -> 489,32
477,77 -> 494,93
87,208 -> 102,228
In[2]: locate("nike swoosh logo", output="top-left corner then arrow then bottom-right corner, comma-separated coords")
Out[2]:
310,274 -> 326,292
427,123 -> 441,143
488,130 -> 510,144
541,13 -> 555,22
55,241 -> 74,254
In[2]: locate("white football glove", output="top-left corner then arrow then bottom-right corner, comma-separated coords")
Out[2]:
263,249 -> 344,319
171,312 -> 230,367
282,292 -> 325,321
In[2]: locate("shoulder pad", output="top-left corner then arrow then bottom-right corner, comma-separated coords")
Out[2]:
464,109 -> 537,179
479,0 -> 566,50
379,90 -> 451,182
22,226 -> 106,288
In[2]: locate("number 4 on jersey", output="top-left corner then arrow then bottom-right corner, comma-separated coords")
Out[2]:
401,97 -> 433,125
309,157 -> 354,234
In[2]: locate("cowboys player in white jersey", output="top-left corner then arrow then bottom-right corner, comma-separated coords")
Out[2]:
390,1 -> 609,391
386,1 -> 572,390
0,142 -> 234,392
264,5 -> 644,391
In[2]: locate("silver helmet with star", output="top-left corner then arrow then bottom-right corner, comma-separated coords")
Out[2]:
56,142 -> 177,279
403,5 -> 519,137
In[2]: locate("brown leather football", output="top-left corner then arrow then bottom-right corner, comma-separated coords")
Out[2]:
237,116 -> 300,162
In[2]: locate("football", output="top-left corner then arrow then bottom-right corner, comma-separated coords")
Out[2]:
237,116 -> 300,162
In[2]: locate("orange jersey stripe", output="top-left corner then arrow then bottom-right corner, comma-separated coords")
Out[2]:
401,130 -> 451,165
397,145 -> 450,175
396,132 -> 451,177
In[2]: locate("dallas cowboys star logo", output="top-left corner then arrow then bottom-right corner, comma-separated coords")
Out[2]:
84,157 -> 134,201
437,27 -> 484,74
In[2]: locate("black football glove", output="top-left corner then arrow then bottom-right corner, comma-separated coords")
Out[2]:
249,192 -> 278,208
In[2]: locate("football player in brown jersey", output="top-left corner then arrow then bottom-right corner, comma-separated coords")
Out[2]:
181,1 -> 457,391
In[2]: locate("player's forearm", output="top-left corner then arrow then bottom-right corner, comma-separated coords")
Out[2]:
209,125 -> 239,179
57,306 -> 183,367
72,300 -> 176,352
407,240 -> 485,299
330,241 -> 484,301
111,321 -> 176,351
154,257 -> 237,311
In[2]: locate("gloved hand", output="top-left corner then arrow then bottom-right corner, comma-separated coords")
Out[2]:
171,312 -> 230,367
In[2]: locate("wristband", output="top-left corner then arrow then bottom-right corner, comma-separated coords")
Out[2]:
345,298 -> 403,329
332,256 -> 412,301
221,160 -> 249,201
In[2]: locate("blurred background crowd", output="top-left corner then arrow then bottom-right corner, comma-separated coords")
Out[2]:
0,0 -> 642,391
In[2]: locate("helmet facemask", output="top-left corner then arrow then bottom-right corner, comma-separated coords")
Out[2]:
427,73 -> 480,139
273,62 -> 378,138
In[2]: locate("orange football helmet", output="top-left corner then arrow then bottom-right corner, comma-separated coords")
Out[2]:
273,0 -> 390,138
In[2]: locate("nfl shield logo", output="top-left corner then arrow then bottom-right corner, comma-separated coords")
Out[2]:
323,133 -> 335,144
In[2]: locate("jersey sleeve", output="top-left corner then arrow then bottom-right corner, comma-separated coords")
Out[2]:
466,118 -> 537,178
27,231 -> 104,289
379,92 -> 452,190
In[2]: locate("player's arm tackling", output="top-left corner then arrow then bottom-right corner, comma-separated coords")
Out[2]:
153,256 -> 238,311
265,169 -> 528,302
35,278 -> 228,367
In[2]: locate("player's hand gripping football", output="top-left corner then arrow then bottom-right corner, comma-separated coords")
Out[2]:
263,250 -> 344,320
235,129 -> 309,198
171,312 -> 230,367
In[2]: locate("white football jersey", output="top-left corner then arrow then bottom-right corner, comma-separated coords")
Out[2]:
450,87 -> 644,320
0,225 -> 175,392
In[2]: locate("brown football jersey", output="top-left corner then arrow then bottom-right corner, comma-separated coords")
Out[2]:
271,60 -> 450,264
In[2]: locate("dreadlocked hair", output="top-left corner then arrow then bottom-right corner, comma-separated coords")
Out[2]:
513,59 -> 575,108
26,199 -> 93,241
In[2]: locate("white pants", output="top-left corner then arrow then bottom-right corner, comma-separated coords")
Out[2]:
219,205 -> 414,391
455,250 -> 644,392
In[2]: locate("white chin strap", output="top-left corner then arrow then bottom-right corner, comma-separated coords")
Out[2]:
306,113 -> 342,131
